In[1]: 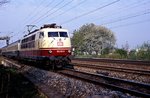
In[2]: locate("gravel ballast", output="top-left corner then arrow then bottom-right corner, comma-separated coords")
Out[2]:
21,66 -> 134,98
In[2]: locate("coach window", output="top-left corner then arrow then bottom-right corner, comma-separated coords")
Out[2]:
39,32 -> 44,38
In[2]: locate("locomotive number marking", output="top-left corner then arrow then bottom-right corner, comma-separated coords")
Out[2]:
57,50 -> 65,53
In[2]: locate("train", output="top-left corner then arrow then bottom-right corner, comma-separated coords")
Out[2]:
1,23 -> 72,69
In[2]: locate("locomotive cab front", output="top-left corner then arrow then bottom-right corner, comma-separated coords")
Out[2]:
37,27 -> 72,68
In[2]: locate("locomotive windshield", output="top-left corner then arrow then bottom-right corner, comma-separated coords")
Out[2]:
59,32 -> 68,37
48,32 -> 68,37
48,32 -> 58,37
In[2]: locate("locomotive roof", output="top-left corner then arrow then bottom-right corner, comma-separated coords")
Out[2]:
40,28 -> 68,32
22,27 -> 68,39
26,24 -> 66,34
23,24 -> 68,39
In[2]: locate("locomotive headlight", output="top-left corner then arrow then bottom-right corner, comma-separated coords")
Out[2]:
68,50 -> 71,53
48,50 -> 52,54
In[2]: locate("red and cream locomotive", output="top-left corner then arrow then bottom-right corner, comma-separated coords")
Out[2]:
2,23 -> 72,69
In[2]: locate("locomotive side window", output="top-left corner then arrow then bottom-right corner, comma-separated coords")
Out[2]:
48,32 -> 58,37
21,35 -> 35,49
32,35 -> 35,40
59,32 -> 68,37
39,32 -> 44,38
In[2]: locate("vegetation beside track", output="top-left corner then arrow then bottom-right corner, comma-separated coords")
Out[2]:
0,66 -> 45,98
0,56 -> 3,64
71,23 -> 150,61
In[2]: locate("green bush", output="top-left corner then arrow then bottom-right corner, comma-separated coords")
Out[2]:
114,49 -> 127,59
128,50 -> 137,60
136,50 -> 150,60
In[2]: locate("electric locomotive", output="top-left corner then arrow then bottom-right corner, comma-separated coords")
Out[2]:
2,23 -> 72,69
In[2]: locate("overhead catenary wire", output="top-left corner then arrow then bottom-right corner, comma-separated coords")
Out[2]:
23,0 -> 54,25
48,0 -> 86,21
101,9 -> 150,25
21,0 -> 46,24
92,0 -> 150,22
109,18 -> 150,29
30,0 -> 65,24
60,0 -> 120,25
34,0 -> 74,24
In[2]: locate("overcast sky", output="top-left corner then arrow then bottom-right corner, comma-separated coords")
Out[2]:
0,0 -> 150,49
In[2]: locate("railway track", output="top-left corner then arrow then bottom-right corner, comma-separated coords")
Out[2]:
59,68 -> 150,97
72,58 -> 150,65
71,63 -> 150,76
71,58 -> 150,83
2,57 -> 150,97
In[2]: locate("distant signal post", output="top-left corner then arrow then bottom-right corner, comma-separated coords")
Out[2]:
0,36 -> 10,46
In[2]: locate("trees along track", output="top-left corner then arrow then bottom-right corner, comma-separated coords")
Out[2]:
59,68 -> 150,97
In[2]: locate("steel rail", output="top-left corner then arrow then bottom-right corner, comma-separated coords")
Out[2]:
71,63 -> 150,75
59,68 -> 150,97
72,58 -> 150,65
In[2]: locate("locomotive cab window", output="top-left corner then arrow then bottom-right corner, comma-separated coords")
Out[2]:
39,32 -> 44,38
48,32 -> 68,37
59,32 -> 68,37
48,32 -> 58,37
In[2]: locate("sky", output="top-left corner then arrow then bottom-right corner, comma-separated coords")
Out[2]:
0,0 -> 150,49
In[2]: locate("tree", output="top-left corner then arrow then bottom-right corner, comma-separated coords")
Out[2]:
0,0 -> 9,6
71,30 -> 86,55
71,23 -> 116,55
